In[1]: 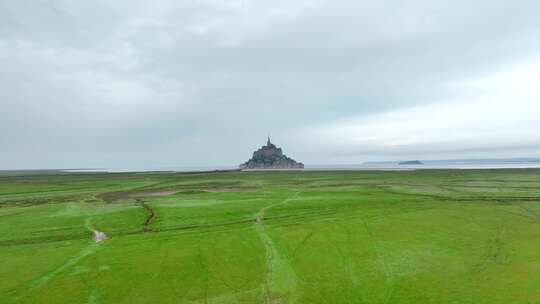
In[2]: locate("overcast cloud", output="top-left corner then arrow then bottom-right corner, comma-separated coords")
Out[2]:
1,0 -> 540,169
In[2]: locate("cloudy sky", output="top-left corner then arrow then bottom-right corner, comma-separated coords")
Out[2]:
1,0 -> 540,169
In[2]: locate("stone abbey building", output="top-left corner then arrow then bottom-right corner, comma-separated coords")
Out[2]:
240,137 -> 304,169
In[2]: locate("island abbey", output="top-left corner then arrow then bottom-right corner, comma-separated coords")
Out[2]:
240,137 -> 304,169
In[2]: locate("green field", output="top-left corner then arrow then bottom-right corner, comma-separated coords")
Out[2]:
1,170 -> 540,303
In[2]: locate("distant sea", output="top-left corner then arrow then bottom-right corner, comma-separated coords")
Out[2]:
3,158 -> 537,176
57,158 -> 540,173
62,166 -> 238,173
313,158 -> 540,170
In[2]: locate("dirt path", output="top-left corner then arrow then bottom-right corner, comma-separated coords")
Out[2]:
254,192 -> 300,304
138,199 -> 156,232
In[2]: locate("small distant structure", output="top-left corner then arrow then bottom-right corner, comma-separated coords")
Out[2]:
240,137 -> 304,169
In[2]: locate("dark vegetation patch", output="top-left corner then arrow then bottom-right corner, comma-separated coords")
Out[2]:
0,194 -> 83,208
98,181 -> 259,203
0,232 -> 91,247
176,190 -> 207,195
306,182 -> 374,188
138,199 -> 156,232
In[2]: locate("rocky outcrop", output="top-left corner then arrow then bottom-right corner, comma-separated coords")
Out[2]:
240,137 -> 304,169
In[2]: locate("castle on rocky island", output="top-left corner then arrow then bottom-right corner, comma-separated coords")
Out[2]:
240,137 -> 304,169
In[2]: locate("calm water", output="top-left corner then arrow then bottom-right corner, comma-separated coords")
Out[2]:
62,160 -> 540,173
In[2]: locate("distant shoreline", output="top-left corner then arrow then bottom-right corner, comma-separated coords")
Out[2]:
4,157 -> 540,175
3,165 -> 540,177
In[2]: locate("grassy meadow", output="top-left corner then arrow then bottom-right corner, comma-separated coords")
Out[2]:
1,169 -> 540,303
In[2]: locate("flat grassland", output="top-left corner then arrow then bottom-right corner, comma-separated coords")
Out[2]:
1,170 -> 540,303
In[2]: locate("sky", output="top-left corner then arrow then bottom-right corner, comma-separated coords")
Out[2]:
1,0 -> 540,169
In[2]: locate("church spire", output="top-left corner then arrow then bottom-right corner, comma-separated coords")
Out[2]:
267,135 -> 271,146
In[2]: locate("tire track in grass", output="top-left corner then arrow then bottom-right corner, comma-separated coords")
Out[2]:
331,222 -> 359,300
11,219 -> 103,304
254,192 -> 300,304
210,234 -> 257,302
124,233 -> 179,303
362,219 -> 396,304
161,241 -> 187,302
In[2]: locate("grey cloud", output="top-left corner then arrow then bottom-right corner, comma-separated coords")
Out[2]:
1,0 -> 540,169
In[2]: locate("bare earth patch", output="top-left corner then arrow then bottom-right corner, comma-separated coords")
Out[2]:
93,230 -> 108,242
205,187 -> 259,192
130,191 -> 178,198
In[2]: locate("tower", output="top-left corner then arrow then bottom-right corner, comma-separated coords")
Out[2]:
267,135 -> 271,146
